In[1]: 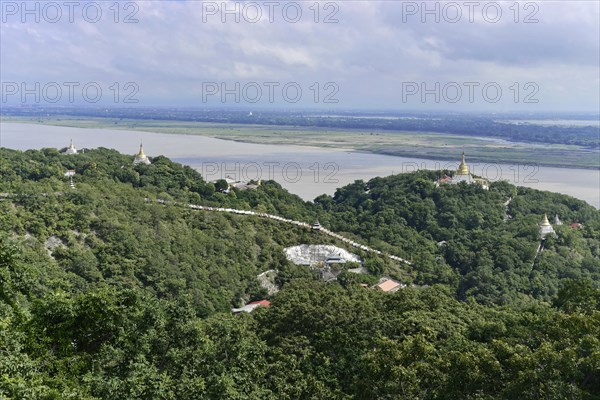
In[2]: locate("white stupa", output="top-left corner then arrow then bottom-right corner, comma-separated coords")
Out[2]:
133,143 -> 151,165
65,139 -> 78,155
540,214 -> 556,238
554,214 -> 563,226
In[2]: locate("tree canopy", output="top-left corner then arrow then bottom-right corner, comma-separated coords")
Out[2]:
1,147 -> 599,399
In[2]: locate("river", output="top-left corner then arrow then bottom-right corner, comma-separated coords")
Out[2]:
1,123 -> 598,208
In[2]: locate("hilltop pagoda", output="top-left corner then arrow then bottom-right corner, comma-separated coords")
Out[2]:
451,152 -> 473,184
65,139 -> 78,155
436,152 -> 489,190
133,143 -> 151,165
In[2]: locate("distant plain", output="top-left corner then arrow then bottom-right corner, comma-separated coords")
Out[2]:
3,116 -> 599,169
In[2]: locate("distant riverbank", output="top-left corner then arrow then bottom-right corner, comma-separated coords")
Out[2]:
2,116 -> 599,170
2,122 -> 599,208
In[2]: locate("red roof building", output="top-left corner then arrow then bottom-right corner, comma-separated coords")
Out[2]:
376,279 -> 402,292
248,300 -> 271,307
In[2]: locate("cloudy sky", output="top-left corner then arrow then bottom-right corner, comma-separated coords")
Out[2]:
1,0 -> 599,112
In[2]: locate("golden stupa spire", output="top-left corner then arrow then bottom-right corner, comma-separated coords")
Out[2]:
541,213 -> 551,226
138,143 -> 145,157
458,152 -> 469,175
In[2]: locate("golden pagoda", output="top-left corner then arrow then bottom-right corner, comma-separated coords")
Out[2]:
435,152 -> 489,190
133,143 -> 151,165
449,152 -> 473,185
457,152 -> 469,175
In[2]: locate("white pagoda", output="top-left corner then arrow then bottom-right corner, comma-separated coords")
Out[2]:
540,214 -> 556,238
65,139 -> 78,155
133,143 -> 151,165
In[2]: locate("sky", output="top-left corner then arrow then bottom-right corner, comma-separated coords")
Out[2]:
1,0 -> 599,112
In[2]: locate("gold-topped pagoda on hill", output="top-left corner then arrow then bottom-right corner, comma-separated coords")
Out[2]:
458,152 -> 469,176
435,152 -> 488,190
133,143 -> 151,165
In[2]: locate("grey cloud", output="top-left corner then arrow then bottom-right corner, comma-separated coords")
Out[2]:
0,1 -> 598,111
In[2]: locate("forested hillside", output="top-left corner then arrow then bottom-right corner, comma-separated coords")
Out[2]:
1,148 -> 599,399
315,172 -> 600,304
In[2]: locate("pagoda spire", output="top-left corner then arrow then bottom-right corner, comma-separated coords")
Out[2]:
458,151 -> 469,175
542,214 -> 550,226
